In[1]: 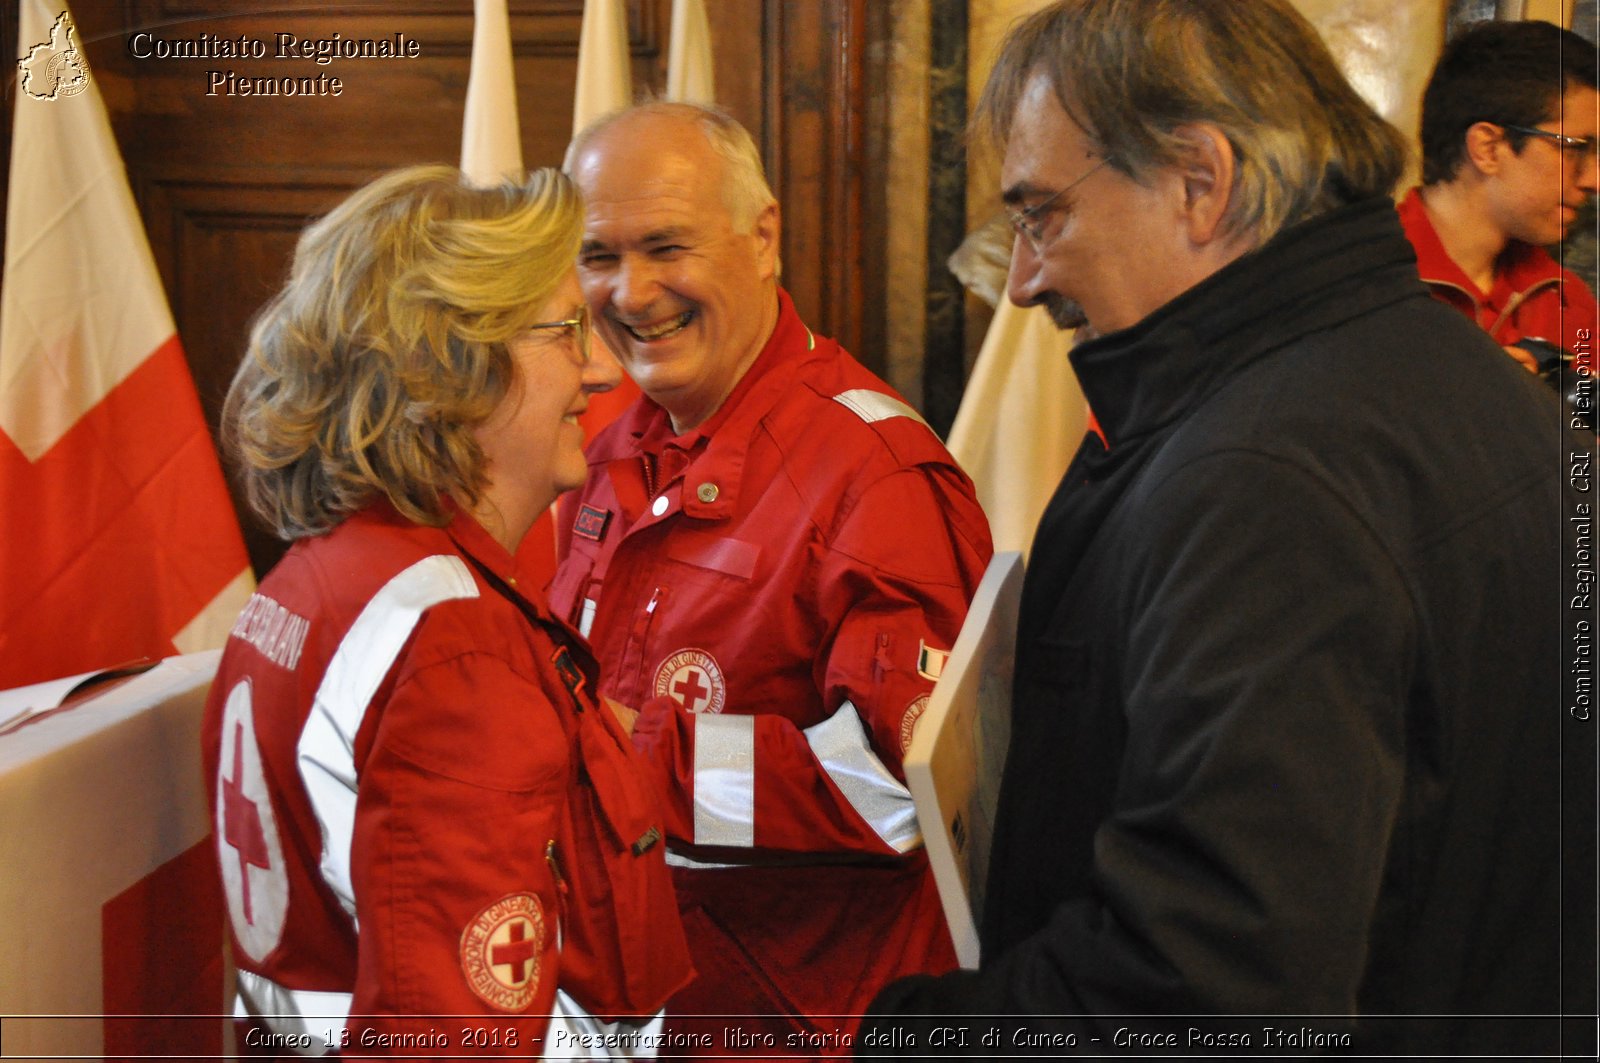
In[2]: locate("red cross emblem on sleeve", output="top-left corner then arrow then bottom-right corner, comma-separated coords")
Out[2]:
222,721 -> 271,923
461,894 -> 544,1011
653,648 -> 727,714
215,678 -> 288,963
491,919 -> 539,985
674,670 -> 711,711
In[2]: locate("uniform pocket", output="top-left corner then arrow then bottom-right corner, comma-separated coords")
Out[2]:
557,711 -> 693,1018
665,532 -> 760,580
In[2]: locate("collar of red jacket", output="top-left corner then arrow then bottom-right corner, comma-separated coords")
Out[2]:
1397,185 -> 1568,297
583,287 -> 827,521
336,497 -> 558,616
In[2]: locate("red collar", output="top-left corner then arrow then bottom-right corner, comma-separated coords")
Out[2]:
590,286 -> 818,463
1398,186 -> 1566,300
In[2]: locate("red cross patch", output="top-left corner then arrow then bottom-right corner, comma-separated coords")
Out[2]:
653,647 -> 727,714
215,679 -> 288,964
460,893 -> 545,1012
899,694 -> 930,755
222,720 -> 270,923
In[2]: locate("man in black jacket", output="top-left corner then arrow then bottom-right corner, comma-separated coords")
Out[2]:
862,1 -> 1596,1056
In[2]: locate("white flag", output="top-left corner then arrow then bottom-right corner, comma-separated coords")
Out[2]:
574,0 -> 633,130
667,0 -> 716,103
461,0 -> 523,185
945,300 -> 1088,559
566,0 -> 641,469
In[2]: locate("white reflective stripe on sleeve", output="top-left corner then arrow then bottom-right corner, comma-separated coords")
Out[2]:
296,554 -> 479,922
832,388 -> 930,428
547,991 -> 666,1059
664,850 -> 739,869
804,700 -> 922,853
234,968 -> 350,1056
691,714 -> 756,847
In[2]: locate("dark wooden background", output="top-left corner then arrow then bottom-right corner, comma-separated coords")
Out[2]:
1,0 -> 891,576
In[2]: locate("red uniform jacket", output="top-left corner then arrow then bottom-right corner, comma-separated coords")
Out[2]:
202,503 -> 689,1058
1398,186 -> 1597,368
551,290 -> 993,1050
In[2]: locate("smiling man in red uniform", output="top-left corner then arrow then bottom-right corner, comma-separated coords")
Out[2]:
551,102 -> 992,1052
1398,19 -> 1598,374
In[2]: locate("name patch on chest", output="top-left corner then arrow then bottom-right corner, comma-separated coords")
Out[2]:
572,504 -> 612,543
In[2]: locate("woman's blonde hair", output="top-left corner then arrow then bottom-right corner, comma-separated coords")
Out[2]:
224,165 -> 581,540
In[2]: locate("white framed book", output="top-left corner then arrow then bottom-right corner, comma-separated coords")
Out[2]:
904,551 -> 1023,968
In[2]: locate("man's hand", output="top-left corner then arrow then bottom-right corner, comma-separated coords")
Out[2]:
604,696 -> 639,737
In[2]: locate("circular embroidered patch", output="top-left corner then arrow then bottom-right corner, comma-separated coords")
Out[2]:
460,893 -> 545,1012
900,694 -> 930,755
653,647 -> 727,714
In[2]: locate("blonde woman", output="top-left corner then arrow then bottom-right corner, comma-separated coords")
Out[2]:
202,165 -> 690,1056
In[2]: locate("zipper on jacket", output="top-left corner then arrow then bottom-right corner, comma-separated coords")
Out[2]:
616,585 -> 667,706
1419,276 -> 1484,318
1487,276 -> 1563,340
545,839 -> 569,945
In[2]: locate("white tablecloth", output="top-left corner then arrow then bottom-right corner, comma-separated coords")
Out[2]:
0,651 -> 228,1059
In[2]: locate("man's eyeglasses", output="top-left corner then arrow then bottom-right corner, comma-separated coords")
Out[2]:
1502,124 -> 1600,164
526,305 -> 591,365
1006,153 -> 1112,249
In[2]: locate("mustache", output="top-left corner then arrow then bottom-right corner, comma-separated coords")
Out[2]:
1043,293 -> 1088,331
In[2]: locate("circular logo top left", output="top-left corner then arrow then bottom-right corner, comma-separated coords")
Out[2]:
19,11 -> 90,102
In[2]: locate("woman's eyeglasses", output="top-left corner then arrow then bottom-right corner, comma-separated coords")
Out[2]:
526,306 -> 591,365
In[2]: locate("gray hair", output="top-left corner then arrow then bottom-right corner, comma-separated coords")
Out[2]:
977,0 -> 1407,248
567,99 -> 777,232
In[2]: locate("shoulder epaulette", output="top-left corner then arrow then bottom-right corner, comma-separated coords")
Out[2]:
831,389 -> 930,430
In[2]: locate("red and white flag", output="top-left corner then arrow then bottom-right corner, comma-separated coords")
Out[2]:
0,0 -> 253,689
0,654 -> 227,1059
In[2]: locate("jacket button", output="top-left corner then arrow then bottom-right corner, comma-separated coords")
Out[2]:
697,482 -> 719,503
651,496 -> 669,517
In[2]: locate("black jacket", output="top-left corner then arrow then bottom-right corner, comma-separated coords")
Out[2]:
864,199 -> 1596,1057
